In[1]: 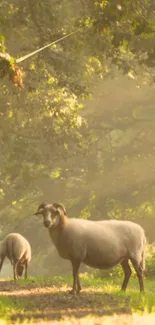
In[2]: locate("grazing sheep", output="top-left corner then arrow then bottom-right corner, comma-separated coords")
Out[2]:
0,233 -> 31,280
34,203 -> 146,294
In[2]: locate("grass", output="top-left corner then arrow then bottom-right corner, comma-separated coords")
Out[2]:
0,296 -> 24,323
0,274 -> 155,324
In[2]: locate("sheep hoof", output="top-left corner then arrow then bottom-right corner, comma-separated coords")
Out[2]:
77,289 -> 81,294
68,289 -> 77,295
121,288 -> 126,292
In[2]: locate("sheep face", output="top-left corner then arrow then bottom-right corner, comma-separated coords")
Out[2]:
34,204 -> 62,229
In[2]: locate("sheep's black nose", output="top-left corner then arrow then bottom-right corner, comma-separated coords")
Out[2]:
44,220 -> 51,228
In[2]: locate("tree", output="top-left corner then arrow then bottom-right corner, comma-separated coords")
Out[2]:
1,0 -> 155,275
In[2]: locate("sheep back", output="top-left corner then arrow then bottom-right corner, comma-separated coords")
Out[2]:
0,233 -> 31,264
49,218 -> 146,269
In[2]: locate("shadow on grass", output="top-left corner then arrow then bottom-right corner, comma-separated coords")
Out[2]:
0,277 -> 154,323
4,291 -> 132,322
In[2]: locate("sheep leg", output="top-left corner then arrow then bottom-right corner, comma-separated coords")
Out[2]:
0,256 -> 5,270
70,260 -> 80,295
0,256 -> 5,272
77,274 -> 82,293
24,261 -> 28,279
121,259 -> 132,291
130,258 -> 144,292
13,262 -> 19,280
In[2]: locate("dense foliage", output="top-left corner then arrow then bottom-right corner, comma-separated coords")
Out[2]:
1,0 -> 155,276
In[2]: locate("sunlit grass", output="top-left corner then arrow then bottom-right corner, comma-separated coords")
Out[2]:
0,296 -> 24,321
0,275 -> 155,323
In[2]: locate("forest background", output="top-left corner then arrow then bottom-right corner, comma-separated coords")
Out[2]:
1,0 -> 155,278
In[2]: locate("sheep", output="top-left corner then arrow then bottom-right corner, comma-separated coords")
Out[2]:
0,233 -> 31,280
34,203 -> 146,294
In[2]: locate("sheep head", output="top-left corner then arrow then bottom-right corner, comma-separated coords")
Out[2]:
34,202 -> 66,228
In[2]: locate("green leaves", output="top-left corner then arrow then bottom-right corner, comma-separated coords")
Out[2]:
1,0 -> 155,276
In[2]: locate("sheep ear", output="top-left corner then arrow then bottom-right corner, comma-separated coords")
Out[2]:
34,210 -> 43,216
53,202 -> 66,215
56,208 -> 62,216
34,203 -> 46,216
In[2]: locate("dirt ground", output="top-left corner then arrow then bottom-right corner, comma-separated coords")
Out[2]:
0,281 -> 154,325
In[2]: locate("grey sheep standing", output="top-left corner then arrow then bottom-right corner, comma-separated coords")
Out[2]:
0,233 -> 31,280
34,202 -> 146,294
